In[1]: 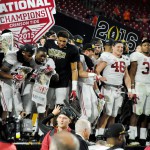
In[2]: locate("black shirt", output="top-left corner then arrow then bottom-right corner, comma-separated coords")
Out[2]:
75,134 -> 89,150
44,40 -> 80,88
0,52 -> 4,67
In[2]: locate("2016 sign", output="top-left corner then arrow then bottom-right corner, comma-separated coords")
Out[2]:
93,17 -> 140,52
0,0 -> 55,46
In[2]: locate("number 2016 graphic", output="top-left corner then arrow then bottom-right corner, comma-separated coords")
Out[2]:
94,20 -> 139,52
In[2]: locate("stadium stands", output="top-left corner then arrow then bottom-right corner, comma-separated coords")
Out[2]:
55,0 -> 150,38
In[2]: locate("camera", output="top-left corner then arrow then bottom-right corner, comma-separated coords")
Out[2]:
0,116 -> 33,142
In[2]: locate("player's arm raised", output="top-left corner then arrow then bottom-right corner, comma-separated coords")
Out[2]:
124,67 -> 133,99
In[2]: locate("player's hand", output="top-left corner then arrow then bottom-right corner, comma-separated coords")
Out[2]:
95,75 -> 107,82
52,105 -> 61,116
132,93 -> 139,104
13,74 -> 24,81
128,92 -> 133,99
131,89 -> 138,104
98,93 -> 105,99
70,90 -> 77,100
44,66 -> 53,74
31,72 -> 38,79
51,73 -> 59,82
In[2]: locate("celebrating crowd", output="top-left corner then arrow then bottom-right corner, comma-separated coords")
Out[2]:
0,28 -> 150,150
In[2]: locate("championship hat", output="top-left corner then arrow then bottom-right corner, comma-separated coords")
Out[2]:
104,123 -> 128,138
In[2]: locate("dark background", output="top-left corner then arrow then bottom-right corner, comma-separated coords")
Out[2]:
53,12 -> 95,43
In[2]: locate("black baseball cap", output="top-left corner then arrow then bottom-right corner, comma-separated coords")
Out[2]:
91,38 -> 103,46
141,38 -> 150,44
104,39 -> 114,46
1,29 -> 12,35
45,30 -> 56,37
20,43 -> 35,55
60,107 -> 76,120
104,123 -> 128,138
73,35 -> 84,48
83,43 -> 95,51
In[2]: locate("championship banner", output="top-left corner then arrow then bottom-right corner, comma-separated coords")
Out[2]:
93,16 -> 140,52
0,0 -> 55,46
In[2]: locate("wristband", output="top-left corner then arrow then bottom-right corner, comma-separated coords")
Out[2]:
128,88 -> 132,93
72,80 -> 77,91
131,89 -> 136,94
88,73 -> 96,77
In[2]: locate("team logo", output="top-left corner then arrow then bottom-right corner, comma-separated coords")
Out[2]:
0,0 -> 55,46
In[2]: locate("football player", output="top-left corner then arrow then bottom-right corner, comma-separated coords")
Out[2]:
128,39 -> 150,145
95,40 -> 133,138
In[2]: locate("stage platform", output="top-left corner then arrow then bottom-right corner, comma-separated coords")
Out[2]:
15,143 -> 146,150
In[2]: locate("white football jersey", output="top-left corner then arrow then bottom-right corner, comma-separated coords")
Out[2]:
96,52 -> 112,65
98,52 -> 111,62
4,51 -> 22,73
91,56 -> 99,66
130,52 -> 150,84
100,53 -> 127,85
122,55 -> 130,67
78,55 -> 95,85
30,56 -> 55,70
1,51 -> 22,85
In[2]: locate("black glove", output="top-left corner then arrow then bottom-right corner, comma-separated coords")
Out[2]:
51,73 -> 59,82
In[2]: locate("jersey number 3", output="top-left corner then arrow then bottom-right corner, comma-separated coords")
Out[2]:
142,62 -> 150,74
111,61 -> 125,73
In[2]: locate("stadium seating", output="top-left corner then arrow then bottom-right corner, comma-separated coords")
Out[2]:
55,0 -> 150,39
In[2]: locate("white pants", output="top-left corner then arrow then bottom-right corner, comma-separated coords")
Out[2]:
133,82 -> 150,116
0,82 -> 13,112
47,87 -> 70,108
0,81 -> 23,115
78,82 -> 98,123
23,84 -> 69,113
101,85 -> 123,117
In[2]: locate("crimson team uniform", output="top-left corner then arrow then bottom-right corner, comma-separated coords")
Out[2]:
129,52 -> 150,140
44,40 -> 80,106
78,54 -> 98,123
